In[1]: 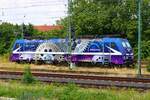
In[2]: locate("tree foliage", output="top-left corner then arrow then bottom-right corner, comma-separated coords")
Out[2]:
0,23 -> 19,54
134,41 -> 150,59
0,23 -> 36,55
59,0 -> 150,42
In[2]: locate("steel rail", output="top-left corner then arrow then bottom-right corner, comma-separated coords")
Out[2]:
0,70 -> 150,89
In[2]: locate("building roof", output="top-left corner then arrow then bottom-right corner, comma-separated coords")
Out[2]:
34,25 -> 63,32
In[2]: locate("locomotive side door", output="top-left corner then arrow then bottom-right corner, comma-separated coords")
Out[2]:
104,42 -> 111,65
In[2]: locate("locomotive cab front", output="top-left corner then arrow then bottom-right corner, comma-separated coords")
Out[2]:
121,39 -> 134,65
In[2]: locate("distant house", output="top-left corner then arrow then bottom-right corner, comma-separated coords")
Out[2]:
34,25 -> 63,32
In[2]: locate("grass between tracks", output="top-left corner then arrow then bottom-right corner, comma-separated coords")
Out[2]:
0,80 -> 150,100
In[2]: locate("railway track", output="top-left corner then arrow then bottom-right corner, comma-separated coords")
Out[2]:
1,67 -> 150,78
0,70 -> 150,89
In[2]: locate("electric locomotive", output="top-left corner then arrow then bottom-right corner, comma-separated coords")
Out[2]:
10,38 -> 133,65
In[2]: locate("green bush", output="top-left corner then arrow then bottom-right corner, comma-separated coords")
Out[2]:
134,41 -> 150,60
22,66 -> 35,84
146,64 -> 150,72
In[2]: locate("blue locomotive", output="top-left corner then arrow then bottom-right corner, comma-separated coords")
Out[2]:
10,38 -> 134,65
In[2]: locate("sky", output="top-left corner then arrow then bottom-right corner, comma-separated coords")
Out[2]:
0,0 -> 68,25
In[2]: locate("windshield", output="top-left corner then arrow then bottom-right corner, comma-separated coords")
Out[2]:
122,42 -> 126,48
122,41 -> 131,48
125,41 -> 131,48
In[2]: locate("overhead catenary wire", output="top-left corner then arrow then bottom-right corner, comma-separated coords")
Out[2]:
0,1 -> 67,9
0,0 -> 68,25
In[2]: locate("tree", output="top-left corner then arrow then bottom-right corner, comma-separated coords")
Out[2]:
22,23 -> 35,37
59,0 -> 130,36
58,0 -> 150,47
0,23 -> 17,54
0,23 -> 37,55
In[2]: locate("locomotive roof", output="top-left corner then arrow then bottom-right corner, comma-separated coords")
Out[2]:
15,37 -> 126,44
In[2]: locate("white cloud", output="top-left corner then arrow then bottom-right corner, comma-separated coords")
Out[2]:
0,0 -> 68,25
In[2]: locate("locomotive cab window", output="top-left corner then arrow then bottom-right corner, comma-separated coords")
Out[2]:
122,41 -> 131,48
122,42 -> 126,48
125,42 -> 131,48
110,42 -> 117,49
104,42 -> 118,53
14,43 -> 20,50
13,43 -> 23,51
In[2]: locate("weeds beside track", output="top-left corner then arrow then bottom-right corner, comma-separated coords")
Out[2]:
0,70 -> 150,89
